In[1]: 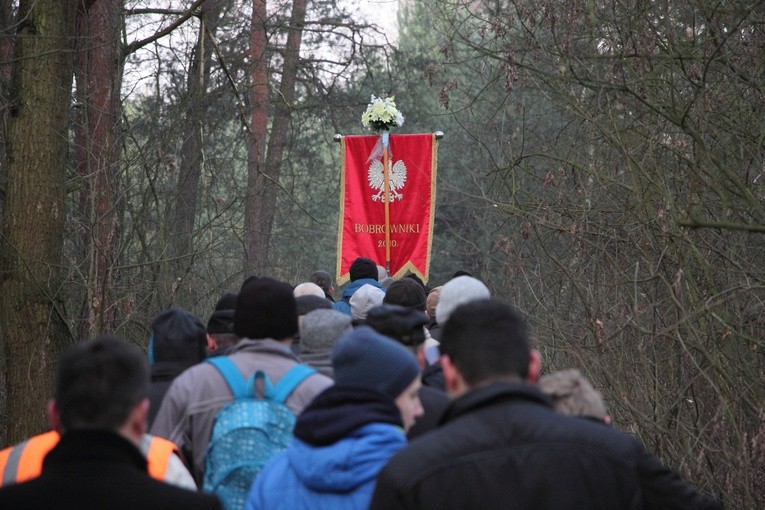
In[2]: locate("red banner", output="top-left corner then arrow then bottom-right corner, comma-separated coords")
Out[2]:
337,133 -> 438,284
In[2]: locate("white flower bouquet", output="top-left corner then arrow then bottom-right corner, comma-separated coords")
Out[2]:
361,95 -> 405,132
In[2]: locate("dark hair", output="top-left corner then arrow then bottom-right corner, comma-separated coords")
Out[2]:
440,299 -> 531,385
309,270 -> 333,294
55,334 -> 150,430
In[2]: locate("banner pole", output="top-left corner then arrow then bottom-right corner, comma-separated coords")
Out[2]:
382,137 -> 392,272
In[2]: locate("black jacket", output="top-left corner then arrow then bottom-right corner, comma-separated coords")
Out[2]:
0,430 -> 221,510
371,382 -> 722,510
149,362 -> 187,428
421,361 -> 445,391
407,385 -> 449,440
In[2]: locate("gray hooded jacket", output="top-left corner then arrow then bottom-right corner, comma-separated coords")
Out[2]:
150,338 -> 333,485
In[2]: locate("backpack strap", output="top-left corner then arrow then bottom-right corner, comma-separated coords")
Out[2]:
206,357 -> 251,399
269,364 -> 316,404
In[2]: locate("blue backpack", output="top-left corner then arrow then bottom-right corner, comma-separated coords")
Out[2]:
202,357 -> 315,510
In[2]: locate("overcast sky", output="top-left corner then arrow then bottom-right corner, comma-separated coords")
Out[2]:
355,0 -> 400,41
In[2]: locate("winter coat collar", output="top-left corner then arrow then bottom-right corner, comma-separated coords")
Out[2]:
342,278 -> 385,299
294,385 -> 403,446
227,337 -> 299,359
441,381 -> 553,425
43,430 -> 148,474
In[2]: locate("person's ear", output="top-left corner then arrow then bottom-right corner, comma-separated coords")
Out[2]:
206,333 -> 218,353
416,345 -> 427,370
46,399 -> 63,433
116,398 -> 149,446
440,354 -> 467,398
130,398 -> 150,439
527,349 -> 542,383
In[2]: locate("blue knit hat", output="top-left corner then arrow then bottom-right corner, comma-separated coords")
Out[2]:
332,326 -> 420,399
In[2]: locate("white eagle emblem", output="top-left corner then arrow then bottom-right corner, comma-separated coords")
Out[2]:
368,159 -> 407,202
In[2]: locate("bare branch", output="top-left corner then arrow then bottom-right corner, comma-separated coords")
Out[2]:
677,219 -> 765,233
122,0 -> 208,58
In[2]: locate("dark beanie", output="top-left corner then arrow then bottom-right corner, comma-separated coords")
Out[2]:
151,308 -> 207,364
404,273 -> 431,294
384,278 -> 427,311
207,292 -> 237,334
295,295 -> 332,316
365,304 -> 429,346
235,277 -> 298,340
332,326 -> 420,400
349,257 -> 378,282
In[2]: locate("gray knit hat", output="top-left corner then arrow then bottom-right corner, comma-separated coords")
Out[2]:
300,309 -> 353,353
435,276 -> 490,325
349,284 -> 386,322
332,326 -> 420,399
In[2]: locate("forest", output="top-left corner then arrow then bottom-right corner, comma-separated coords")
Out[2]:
0,0 -> 763,507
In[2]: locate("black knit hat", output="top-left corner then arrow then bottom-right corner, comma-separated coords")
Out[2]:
207,292 -> 237,334
332,326 -> 420,399
404,273 -> 431,294
365,304 -> 429,346
349,257 -> 378,282
295,295 -> 332,316
151,308 -> 207,365
384,278 -> 427,311
234,277 -> 298,340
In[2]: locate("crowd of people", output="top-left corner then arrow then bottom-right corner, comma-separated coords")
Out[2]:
0,257 -> 723,509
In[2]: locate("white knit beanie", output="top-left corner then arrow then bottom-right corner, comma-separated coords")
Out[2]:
435,276 -> 490,325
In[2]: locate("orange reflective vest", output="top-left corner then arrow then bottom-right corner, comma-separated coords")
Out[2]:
0,430 -> 180,486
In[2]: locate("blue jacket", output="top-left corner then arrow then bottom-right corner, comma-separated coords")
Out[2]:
246,386 -> 407,510
333,278 -> 386,316
246,424 -> 405,510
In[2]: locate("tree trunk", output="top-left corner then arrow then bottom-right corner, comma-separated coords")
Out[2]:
73,0 -> 123,338
0,0 -> 12,188
171,0 -> 223,307
244,0 -> 269,276
0,0 -> 16,447
245,0 -> 308,275
0,0 -> 76,443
